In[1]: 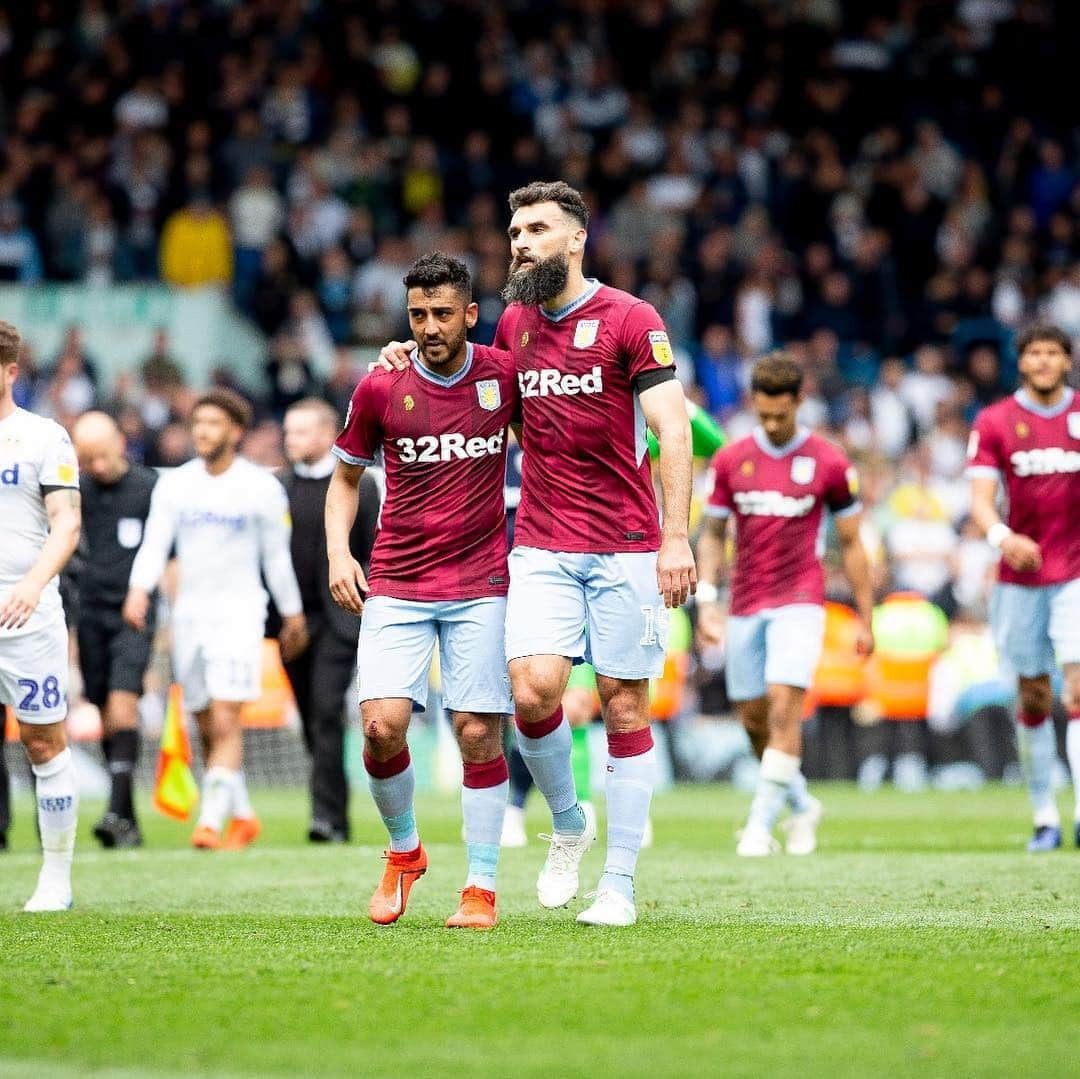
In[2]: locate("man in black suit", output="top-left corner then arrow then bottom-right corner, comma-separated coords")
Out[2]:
280,398 -> 380,842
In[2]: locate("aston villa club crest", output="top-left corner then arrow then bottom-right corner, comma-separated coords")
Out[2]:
573,319 -> 599,349
791,455 -> 816,484
1068,413 -> 1080,439
1015,421 -> 1030,438
520,331 -> 529,348
404,395 -> 415,411
477,379 -> 501,411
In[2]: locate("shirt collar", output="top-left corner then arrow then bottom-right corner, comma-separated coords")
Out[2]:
410,343 -> 474,387
752,424 -> 811,458
294,452 -> 337,479
1014,386 -> 1074,418
539,279 -> 602,322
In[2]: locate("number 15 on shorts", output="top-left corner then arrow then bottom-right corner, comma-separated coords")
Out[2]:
640,605 -> 669,647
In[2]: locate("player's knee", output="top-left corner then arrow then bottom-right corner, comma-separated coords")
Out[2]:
362,716 -> 405,757
20,726 -> 65,765
511,679 -> 561,723
455,715 -> 498,758
1018,677 -> 1053,716
600,685 -> 648,733
1062,669 -> 1080,712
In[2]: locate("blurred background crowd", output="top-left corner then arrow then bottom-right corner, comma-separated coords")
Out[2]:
1,1 -> 1078,707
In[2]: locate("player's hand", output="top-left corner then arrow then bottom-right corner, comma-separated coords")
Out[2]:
372,340 -> 416,373
278,614 -> 309,662
1001,533 -> 1042,573
0,577 -> 43,630
854,623 -> 875,657
329,553 -> 368,614
696,602 -> 725,648
122,588 -> 150,631
657,535 -> 697,608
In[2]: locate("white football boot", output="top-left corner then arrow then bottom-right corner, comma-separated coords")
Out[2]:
23,868 -> 73,912
781,795 -> 823,856
736,824 -> 780,857
536,801 -> 597,908
577,889 -> 636,927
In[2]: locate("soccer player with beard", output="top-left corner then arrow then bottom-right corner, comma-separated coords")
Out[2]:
327,252 -> 518,928
380,183 -> 696,927
0,319 -> 82,911
967,322 -> 1080,851
124,390 -> 308,850
696,354 -> 874,856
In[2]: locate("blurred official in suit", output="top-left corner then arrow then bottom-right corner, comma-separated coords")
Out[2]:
280,398 -> 380,841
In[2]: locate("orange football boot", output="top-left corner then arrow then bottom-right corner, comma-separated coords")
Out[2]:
445,886 -> 498,929
191,825 -> 221,850
368,845 -> 428,925
222,816 -> 262,850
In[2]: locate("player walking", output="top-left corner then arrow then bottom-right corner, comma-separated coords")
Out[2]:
73,411 -> 158,848
967,323 -> 1080,851
381,182 -> 696,926
0,320 -> 83,911
124,389 -> 307,850
697,354 -> 874,855
327,252 -> 518,929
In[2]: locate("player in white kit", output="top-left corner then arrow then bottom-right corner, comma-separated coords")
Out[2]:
0,320 -> 83,911
124,390 -> 307,849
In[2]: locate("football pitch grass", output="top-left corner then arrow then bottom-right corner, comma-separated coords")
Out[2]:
1,785 -> 1078,1078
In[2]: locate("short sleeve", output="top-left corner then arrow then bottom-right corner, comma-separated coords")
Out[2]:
965,411 -> 1003,478
620,302 -> 677,381
493,307 -> 518,352
824,451 -> 860,517
703,451 -> 733,518
40,424 -> 79,489
333,375 -> 383,466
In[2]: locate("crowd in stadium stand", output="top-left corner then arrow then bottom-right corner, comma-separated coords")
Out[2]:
2,0 -> 1078,632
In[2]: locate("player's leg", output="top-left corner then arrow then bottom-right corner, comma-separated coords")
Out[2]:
192,698 -> 247,849
992,583 -> 1060,850
304,626 -> 354,842
356,597 -> 435,923
738,694 -> 815,821
439,597 -> 514,927
78,613 -> 115,846
506,547 -> 591,841
6,619 -> 78,910
1047,579 -> 1080,846
576,552 -> 667,927
738,605 -> 825,856
503,735 -> 533,847
92,605 -> 152,847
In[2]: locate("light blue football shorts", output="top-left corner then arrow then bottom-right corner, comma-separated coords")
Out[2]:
357,595 -> 513,714
504,546 -> 667,680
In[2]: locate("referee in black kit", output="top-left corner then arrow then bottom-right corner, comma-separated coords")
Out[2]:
72,412 -> 158,848
280,398 -> 380,842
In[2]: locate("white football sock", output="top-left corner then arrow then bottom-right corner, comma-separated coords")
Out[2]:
1066,718 -> 1080,821
1015,717 -> 1059,827
32,748 -> 78,892
198,766 -> 236,832
746,748 -> 800,834
231,770 -> 255,819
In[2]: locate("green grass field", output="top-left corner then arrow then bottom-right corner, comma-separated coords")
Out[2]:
1,784 -> 1078,1078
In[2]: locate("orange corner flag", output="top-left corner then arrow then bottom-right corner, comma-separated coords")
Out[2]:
153,684 -> 199,821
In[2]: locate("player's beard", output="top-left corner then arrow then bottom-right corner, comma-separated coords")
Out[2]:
419,324 -> 467,368
502,251 -> 570,306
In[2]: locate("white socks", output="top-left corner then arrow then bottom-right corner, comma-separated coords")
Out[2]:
30,748 -> 79,905
198,766 -> 236,833
747,748 -> 801,834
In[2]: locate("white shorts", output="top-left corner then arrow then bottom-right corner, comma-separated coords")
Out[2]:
505,547 -> 667,680
357,595 -> 512,714
725,603 -> 826,701
990,578 -> 1080,679
0,618 -> 69,724
172,617 -> 265,713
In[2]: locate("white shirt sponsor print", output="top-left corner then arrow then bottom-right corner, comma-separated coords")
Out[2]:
395,431 -> 505,464
1010,447 -> 1080,477
733,489 -> 816,518
518,366 -> 603,398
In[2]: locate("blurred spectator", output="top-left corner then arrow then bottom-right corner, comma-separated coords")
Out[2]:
0,200 -> 43,283
230,166 -> 285,313
159,194 -> 233,287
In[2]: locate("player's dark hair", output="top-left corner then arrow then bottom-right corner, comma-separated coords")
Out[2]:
403,251 -> 472,303
750,352 -> 804,398
193,388 -> 253,430
0,319 -> 20,365
508,181 -> 589,229
1015,321 -> 1072,357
